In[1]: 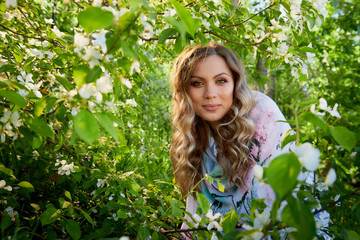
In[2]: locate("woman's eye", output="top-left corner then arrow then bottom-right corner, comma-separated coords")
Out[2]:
191,81 -> 203,87
217,78 -> 228,84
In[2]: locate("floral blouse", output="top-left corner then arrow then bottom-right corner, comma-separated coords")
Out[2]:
184,91 -> 294,220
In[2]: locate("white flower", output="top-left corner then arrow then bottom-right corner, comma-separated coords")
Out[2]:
126,99 -> 137,107
192,213 -> 202,227
307,52 -> 316,64
253,165 -> 263,180
45,18 -> 53,24
291,67 -> 299,78
17,71 -> 33,83
96,76 -> 113,93
44,51 -> 53,59
324,168 -> 336,186
57,161 -> 75,175
130,61 -> 140,75
319,98 -> 330,111
127,122 -> 133,128
97,179 -> 106,188
79,83 -> 97,99
277,42 -> 289,55
92,0 -> 102,7
163,9 -> 176,17
328,103 -> 341,118
350,152 -> 357,158
296,142 -> 321,171
206,209 -> 223,231
82,46 -> 102,68
212,0 -> 221,6
74,32 -> 89,52
5,207 -> 18,221
315,210 -> 330,229
121,77 -> 133,89
254,209 -> 271,228
93,31 -> 108,53
4,185 -> 12,191
5,0 -> 17,8
0,180 -> 6,188
52,26 -> 65,38
1,110 -> 22,129
211,232 -> 219,240
119,236 -> 130,240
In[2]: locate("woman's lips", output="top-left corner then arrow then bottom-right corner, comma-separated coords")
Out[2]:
202,104 -> 221,111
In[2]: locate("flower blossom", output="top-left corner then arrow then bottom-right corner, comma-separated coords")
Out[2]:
97,179 -> 107,188
126,99 -> 137,107
96,75 -> 113,93
277,42 -> 289,55
253,165 -> 263,180
206,209 -> 223,231
55,159 -> 76,175
82,46 -> 102,68
1,110 -> 22,130
74,32 -> 89,52
296,142 -> 321,171
5,206 -> 18,221
311,98 -> 341,118
93,31 -> 108,53
79,83 -> 97,99
5,0 -> 17,8
324,168 -> 336,186
121,77 -> 133,89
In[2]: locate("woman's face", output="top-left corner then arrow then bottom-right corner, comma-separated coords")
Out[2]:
188,55 -> 234,129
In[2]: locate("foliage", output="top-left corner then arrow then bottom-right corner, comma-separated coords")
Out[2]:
0,0 -> 359,239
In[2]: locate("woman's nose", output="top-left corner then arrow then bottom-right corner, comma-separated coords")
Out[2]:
204,84 -> 217,99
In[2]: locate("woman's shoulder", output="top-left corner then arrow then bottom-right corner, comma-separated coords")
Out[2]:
249,90 -> 286,124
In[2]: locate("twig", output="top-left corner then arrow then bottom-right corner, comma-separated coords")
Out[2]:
210,32 -> 267,46
162,224 -> 243,234
313,188 -> 360,215
0,23 -> 42,40
17,7 -> 65,48
220,4 -> 275,29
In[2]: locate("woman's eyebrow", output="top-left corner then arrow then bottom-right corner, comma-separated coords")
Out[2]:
190,72 -> 230,79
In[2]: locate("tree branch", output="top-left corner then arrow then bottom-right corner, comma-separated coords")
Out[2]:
220,3 -> 275,29
210,31 -> 267,46
17,7 -> 65,48
313,188 -> 360,215
0,23 -> 43,40
162,224 -> 243,235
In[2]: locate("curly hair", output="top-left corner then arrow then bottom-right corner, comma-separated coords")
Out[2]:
170,43 -> 256,196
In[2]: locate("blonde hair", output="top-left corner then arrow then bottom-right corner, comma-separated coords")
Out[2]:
170,43 -> 256,196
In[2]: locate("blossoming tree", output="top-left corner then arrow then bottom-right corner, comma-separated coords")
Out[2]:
0,0 -> 359,239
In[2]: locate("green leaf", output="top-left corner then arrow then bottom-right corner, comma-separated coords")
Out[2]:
330,126 -> 356,151
196,192 -> 210,214
95,113 -> 119,141
265,153 -> 301,200
170,199 -> 183,217
117,209 -> 128,219
305,15 -> 315,29
66,220 -> 81,240
0,90 -> 26,107
0,163 -> 15,178
78,7 -> 114,33
115,10 -> 136,33
158,28 -> 177,44
222,210 -> 238,234
281,133 -> 296,149
73,109 -> 99,145
27,118 -> 55,140
282,196 -> 316,240
34,97 -> 47,117
1,213 -> 11,231
13,48 -> 23,63
65,190 -> 72,201
299,46 -> 316,53
164,16 -> 187,42
40,207 -> 62,226
86,66 -> 102,83
18,181 -> 35,193
73,65 -> 88,88
56,75 -> 74,91
299,112 -> 328,132
172,0 -> 200,37
348,231 -> 360,240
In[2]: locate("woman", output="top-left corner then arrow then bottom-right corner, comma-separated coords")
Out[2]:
170,43 -> 292,220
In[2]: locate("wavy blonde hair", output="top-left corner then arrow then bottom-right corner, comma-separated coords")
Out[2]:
170,43 -> 256,196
